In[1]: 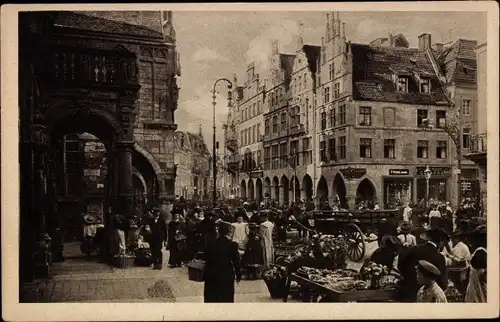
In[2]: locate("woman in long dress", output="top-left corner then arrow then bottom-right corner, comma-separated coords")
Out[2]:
259,213 -> 274,269
167,213 -> 186,268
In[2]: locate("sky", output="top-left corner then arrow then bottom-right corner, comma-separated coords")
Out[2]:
173,11 -> 487,150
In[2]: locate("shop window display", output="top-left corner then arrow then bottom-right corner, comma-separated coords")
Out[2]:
384,180 -> 412,209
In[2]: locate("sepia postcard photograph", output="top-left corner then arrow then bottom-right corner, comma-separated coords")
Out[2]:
1,2 -> 499,321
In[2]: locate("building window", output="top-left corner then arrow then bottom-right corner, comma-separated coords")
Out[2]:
329,63 -> 334,80
384,107 -> 396,127
257,150 -> 262,168
462,128 -> 470,149
397,76 -> 408,92
330,108 -> 336,127
240,131 -> 244,146
271,145 -> 278,169
272,115 -> 278,133
436,140 -> 447,159
359,106 -> 372,126
323,86 -> 330,104
264,147 -> 270,170
436,110 -> 446,128
281,113 -> 287,132
339,136 -> 346,159
334,82 -> 340,99
257,101 -> 261,114
328,138 -> 336,161
298,76 -> 302,92
417,140 -> 429,158
279,143 -> 287,168
253,103 -> 256,117
320,141 -> 326,162
360,138 -> 372,158
417,109 -> 428,127
339,105 -> 346,125
302,137 -> 312,165
257,124 -> 261,141
384,139 -> 396,159
321,111 -> 327,130
462,99 -> 471,115
252,125 -> 256,143
264,119 -> 270,135
303,74 -> 307,89
420,78 -> 431,93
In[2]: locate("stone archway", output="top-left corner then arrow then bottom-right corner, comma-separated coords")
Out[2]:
240,179 -> 247,199
357,178 -> 376,203
317,175 -> 329,205
302,174 -> 313,201
134,143 -> 166,199
280,175 -> 290,206
272,176 -> 280,203
256,178 -> 263,202
264,177 -> 271,198
248,179 -> 255,201
332,173 -> 347,209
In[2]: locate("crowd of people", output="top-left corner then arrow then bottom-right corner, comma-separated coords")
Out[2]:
124,194 -> 486,303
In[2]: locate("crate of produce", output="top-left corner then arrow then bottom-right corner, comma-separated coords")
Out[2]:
115,254 -> 136,269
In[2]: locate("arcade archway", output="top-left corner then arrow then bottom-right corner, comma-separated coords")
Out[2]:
248,179 -> 255,201
302,174 -> 313,201
280,175 -> 290,206
357,178 -> 376,203
290,175 -> 300,203
264,177 -> 271,198
272,176 -> 280,203
240,179 -> 247,199
317,175 -> 329,205
255,178 -> 263,202
333,173 -> 347,209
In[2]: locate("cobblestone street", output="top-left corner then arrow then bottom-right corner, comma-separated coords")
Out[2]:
21,240 -> 378,303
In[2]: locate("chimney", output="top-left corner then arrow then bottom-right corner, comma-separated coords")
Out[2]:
434,42 -> 444,54
418,33 -> 432,50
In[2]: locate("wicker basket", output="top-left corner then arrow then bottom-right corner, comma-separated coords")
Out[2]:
116,255 -> 135,269
187,252 -> 205,282
264,277 -> 287,299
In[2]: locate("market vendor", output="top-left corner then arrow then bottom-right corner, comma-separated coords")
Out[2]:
366,235 -> 400,272
259,212 -> 275,269
397,227 -> 449,302
442,230 -> 471,266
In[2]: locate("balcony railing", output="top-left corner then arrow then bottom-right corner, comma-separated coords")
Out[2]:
51,46 -> 139,87
468,133 -> 487,154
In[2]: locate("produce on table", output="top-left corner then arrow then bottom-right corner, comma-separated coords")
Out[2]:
360,261 -> 390,281
445,281 -> 463,302
285,234 -> 348,269
263,265 -> 287,281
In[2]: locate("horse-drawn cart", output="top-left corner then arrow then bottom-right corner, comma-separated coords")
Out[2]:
312,210 -> 401,262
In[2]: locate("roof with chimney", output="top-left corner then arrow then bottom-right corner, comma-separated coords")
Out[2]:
351,43 -> 449,105
53,11 -> 164,39
437,39 -> 477,88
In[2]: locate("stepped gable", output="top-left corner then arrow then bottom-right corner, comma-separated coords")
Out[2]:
351,43 -> 448,105
438,39 -> 477,87
53,11 -> 164,39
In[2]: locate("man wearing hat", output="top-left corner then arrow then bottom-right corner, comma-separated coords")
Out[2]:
397,227 -> 449,302
202,223 -> 241,302
415,260 -> 448,303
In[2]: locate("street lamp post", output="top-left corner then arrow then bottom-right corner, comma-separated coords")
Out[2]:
424,165 -> 432,208
211,78 -> 233,208
291,149 -> 297,204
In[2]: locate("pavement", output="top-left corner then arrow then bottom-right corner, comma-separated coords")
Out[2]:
20,239 -> 380,303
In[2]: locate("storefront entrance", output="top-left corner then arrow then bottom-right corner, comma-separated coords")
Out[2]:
416,179 -> 448,202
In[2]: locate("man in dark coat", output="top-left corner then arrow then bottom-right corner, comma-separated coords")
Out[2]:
397,227 -> 449,302
148,208 -> 168,269
198,210 -> 217,249
378,212 -> 398,244
203,224 -> 241,303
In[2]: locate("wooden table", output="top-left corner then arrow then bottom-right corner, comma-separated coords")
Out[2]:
283,273 -> 399,302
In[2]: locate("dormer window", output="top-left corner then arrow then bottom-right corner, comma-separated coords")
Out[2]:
420,77 -> 431,93
397,76 -> 408,92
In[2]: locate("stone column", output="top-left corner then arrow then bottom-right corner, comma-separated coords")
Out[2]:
345,180 -> 357,211
279,184 -> 286,206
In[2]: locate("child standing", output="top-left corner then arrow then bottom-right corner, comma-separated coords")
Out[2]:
397,222 -> 417,248
242,223 -> 264,280
416,260 -> 448,303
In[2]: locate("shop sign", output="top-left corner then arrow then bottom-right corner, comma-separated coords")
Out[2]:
340,167 -> 367,179
416,166 -> 451,176
389,169 -> 409,176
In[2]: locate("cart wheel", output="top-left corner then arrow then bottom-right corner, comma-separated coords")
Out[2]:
345,223 -> 366,262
